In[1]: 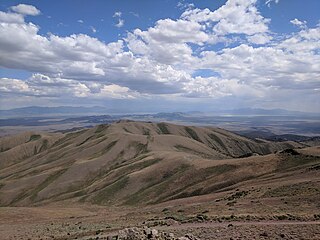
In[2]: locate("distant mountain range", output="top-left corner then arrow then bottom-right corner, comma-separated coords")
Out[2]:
0,106 -> 109,117
0,106 -> 318,118
224,108 -> 318,116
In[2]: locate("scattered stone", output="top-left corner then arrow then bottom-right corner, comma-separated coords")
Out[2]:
151,229 -> 158,236
118,227 -> 144,240
260,232 -> 268,237
117,227 -> 200,240
184,233 -> 200,240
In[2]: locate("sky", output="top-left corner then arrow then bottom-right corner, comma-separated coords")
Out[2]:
0,0 -> 319,113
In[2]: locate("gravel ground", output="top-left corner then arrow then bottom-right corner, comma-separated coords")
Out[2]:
2,220 -> 319,240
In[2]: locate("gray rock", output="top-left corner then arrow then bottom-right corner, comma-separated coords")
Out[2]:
118,227 -> 144,240
151,229 -> 158,236
117,227 -> 200,240
184,233 -> 200,240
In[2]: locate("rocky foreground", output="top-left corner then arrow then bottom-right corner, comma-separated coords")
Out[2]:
74,223 -> 320,240
108,227 -> 199,240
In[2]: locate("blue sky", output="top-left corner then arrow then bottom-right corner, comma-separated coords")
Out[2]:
0,0 -> 319,112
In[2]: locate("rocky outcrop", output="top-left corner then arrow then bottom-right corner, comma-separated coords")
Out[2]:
112,227 -> 200,240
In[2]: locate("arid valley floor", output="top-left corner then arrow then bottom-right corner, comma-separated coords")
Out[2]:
0,121 -> 319,239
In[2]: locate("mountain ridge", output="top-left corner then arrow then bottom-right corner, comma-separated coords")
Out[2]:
0,121 -> 317,207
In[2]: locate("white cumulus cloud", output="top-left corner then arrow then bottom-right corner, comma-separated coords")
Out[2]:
265,0 -> 280,7
10,4 -> 40,16
0,11 -> 24,23
115,18 -> 124,28
290,18 -> 307,29
181,0 -> 270,37
113,11 -> 124,28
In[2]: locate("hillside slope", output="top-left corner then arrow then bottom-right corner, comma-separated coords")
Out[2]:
0,121 -> 315,207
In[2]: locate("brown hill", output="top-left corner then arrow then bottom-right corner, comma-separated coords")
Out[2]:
0,120 -> 316,207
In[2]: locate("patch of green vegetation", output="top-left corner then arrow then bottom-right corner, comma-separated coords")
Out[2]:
76,136 -> 94,146
206,164 -> 237,175
76,136 -> 108,152
12,168 -> 43,180
174,145 -> 213,159
123,127 -> 132,133
44,151 -> 69,164
169,164 -> 237,200
165,214 -> 187,222
133,142 -> 149,157
226,190 -> 249,201
151,213 -> 210,224
161,164 -> 190,181
243,142 -> 256,152
92,129 -> 107,138
263,182 -> 320,198
0,147 -> 11,152
52,141 -> 72,149
134,153 -> 150,161
157,123 -> 170,134
185,127 -> 202,142
172,188 -> 203,199
39,139 -> 49,152
33,146 -> 38,155
96,132 -> 106,139
110,156 -> 161,174
127,158 -> 161,171
9,190 -> 30,206
105,158 -> 161,187
208,133 -> 227,150
125,164 -> 190,205
89,140 -> 118,159
202,180 -> 237,195
153,165 -> 191,202
68,129 -> 88,137
142,127 -> 150,135
72,190 -> 87,198
27,134 -> 41,142
30,168 -> 68,201
95,124 -> 109,134
116,150 -> 125,161
86,154 -> 153,190
93,176 -> 129,204
277,154 -> 320,171
51,130 -> 86,148
93,136 -> 109,145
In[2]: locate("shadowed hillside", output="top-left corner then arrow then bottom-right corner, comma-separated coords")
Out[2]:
0,121 -> 317,207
